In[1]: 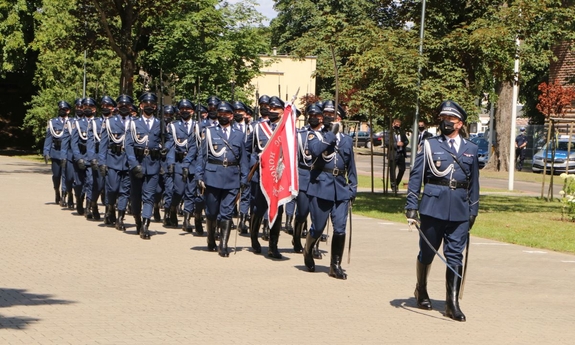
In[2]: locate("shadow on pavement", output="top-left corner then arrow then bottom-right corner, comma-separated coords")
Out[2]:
0,288 -> 75,330
389,297 -> 451,321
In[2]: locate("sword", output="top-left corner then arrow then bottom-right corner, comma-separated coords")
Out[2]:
347,200 -> 353,264
460,230 -> 471,299
407,219 -> 462,279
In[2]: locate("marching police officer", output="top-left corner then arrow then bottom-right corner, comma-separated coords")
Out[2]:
196,101 -> 249,257
303,102 -> 357,279
44,100 -> 72,205
70,97 -> 95,216
247,96 -> 285,259
405,100 -> 480,322
231,100 -> 251,234
160,105 -> 177,227
125,92 -> 163,239
99,95 -> 133,231
167,99 -> 199,233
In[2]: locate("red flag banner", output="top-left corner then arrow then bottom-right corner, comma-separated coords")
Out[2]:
259,103 -> 299,226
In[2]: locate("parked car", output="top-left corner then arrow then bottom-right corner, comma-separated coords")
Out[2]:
470,137 -> 489,168
532,136 -> 575,174
349,131 -> 383,148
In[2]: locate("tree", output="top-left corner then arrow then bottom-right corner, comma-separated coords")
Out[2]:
537,80 -> 575,119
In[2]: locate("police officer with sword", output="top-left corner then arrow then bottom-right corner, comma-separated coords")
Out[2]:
405,100 -> 479,322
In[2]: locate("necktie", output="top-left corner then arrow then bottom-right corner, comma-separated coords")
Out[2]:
272,123 -> 276,131
223,128 -> 228,140
449,139 -> 455,152
146,119 -> 150,130
184,121 -> 188,134
240,124 -> 243,133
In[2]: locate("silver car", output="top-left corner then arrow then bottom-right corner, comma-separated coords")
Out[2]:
532,137 -> 575,174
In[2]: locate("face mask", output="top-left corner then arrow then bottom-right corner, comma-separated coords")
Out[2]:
101,108 -> 112,116
75,109 -> 84,116
308,117 -> 320,127
118,106 -> 131,116
218,115 -> 230,126
439,119 -> 456,136
260,108 -> 270,117
418,126 -> 425,132
268,111 -> 280,123
83,109 -> 94,117
180,111 -> 191,120
143,106 -> 155,115
393,125 -> 400,131
58,109 -> 68,117
323,116 -> 334,128
164,117 -> 173,124
245,118 -> 251,124
208,110 -> 218,119
233,113 -> 244,122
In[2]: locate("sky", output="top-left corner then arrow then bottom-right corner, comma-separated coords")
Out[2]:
228,0 -> 278,25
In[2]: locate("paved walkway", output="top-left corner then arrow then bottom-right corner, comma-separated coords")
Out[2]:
1,155 -> 574,344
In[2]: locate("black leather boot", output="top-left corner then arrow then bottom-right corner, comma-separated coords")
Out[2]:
140,218 -> 151,240
182,212 -> 192,232
105,204 -> 116,226
194,210 -> 204,235
445,266 -> 466,322
54,189 -> 61,204
85,198 -> 93,219
303,233 -> 320,272
328,233 -> 347,280
312,239 -> 322,259
218,220 -> 232,257
91,200 -> 101,221
206,219 -> 217,251
67,192 -> 74,209
261,219 -> 270,241
292,219 -> 304,253
163,207 -> 172,227
170,205 -> 179,228
285,215 -> 294,235
249,213 -> 263,254
267,219 -> 282,259
301,220 -> 308,238
238,213 -> 248,235
76,194 -> 85,215
415,260 -> 432,310
153,202 -> 161,222
116,210 -> 126,231
134,215 -> 142,235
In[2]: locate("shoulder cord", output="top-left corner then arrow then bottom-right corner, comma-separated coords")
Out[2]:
423,139 -> 454,179
195,122 -> 201,148
91,120 -> 101,142
206,127 -> 226,158
171,122 -> 188,148
75,120 -> 88,141
107,118 -> 125,144
131,120 -> 149,146
298,131 -> 312,166
48,119 -> 65,139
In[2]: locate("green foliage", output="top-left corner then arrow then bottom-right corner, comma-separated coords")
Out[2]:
560,173 -> 575,221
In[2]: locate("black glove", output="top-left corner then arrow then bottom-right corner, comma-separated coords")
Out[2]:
197,179 -> 206,190
99,165 -> 108,176
77,158 -> 86,170
132,165 -> 144,179
60,159 -> 67,169
330,121 -> 341,135
350,196 -> 356,205
405,209 -> 420,224
167,164 -> 174,175
182,167 -> 189,182
90,159 -> 98,170
43,155 -> 49,164
469,215 -> 476,230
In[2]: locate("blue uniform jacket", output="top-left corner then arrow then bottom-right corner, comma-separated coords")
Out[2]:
166,119 -> 198,174
71,117 -> 91,162
87,117 -> 106,163
405,135 -> 480,221
297,127 -> 313,192
246,120 -> 274,183
125,116 -> 163,175
307,129 -> 357,202
43,117 -> 71,160
98,115 -> 131,171
196,125 -> 248,189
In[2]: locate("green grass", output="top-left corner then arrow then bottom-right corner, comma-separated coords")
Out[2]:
354,192 -> 575,254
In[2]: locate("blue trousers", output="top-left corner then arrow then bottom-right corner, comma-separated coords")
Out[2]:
73,161 -> 91,198
295,191 -> 310,222
50,159 -> 63,190
106,168 -> 131,211
418,215 -> 468,267
285,198 -> 296,217
130,173 -> 160,219
161,173 -> 173,209
204,186 -> 239,221
88,167 -> 103,202
239,181 -> 250,215
63,158 -> 75,194
309,196 -> 349,237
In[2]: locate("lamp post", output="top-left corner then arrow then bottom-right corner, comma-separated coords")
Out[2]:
509,36 -> 520,191
410,0 -> 426,168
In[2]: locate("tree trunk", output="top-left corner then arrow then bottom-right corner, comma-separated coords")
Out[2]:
484,81 -> 513,172
120,54 -> 136,96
